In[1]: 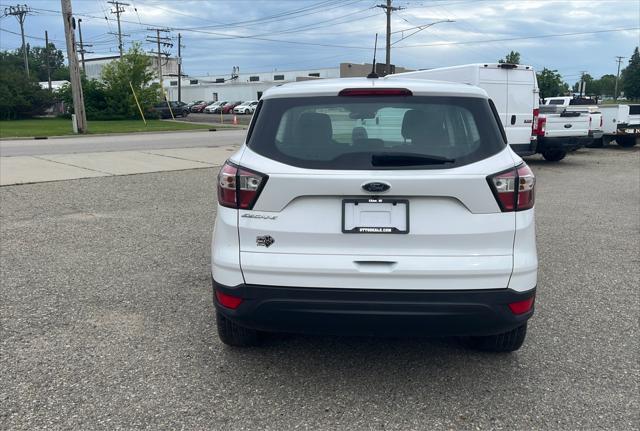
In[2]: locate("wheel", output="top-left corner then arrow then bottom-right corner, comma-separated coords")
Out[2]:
216,311 -> 261,347
465,323 -> 528,352
541,150 -> 566,161
616,135 -> 637,148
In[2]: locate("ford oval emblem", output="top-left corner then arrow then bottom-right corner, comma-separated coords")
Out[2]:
362,182 -> 390,193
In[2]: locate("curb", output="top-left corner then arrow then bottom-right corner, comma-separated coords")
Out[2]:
0,126 -> 247,141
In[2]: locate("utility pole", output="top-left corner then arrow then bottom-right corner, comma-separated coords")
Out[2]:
177,33 -> 182,103
45,30 -> 52,91
108,1 -> 129,57
3,4 -> 32,77
146,28 -> 172,98
76,18 -> 92,72
614,56 -> 625,100
61,0 -> 87,133
376,0 -> 403,76
579,71 -> 587,97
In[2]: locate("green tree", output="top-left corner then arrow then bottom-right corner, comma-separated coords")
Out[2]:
594,74 -> 617,97
572,73 -> 596,95
537,68 -> 565,98
0,51 -> 52,119
499,51 -> 521,64
16,43 -> 69,82
100,43 -> 160,119
622,47 -> 640,100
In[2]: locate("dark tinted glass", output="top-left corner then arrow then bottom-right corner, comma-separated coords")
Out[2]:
247,96 -> 506,170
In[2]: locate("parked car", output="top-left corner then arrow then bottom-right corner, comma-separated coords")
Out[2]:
187,100 -> 204,109
392,63 -> 540,157
233,100 -> 259,114
204,101 -> 227,114
534,104 -> 600,161
221,101 -> 244,114
150,101 -> 189,118
211,77 -> 537,351
190,101 -> 213,113
596,104 -> 639,147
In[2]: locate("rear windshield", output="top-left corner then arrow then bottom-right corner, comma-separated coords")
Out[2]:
247,96 -> 505,170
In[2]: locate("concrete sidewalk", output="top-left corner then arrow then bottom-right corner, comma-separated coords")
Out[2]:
0,145 -> 239,186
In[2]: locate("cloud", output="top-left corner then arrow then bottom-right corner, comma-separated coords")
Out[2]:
0,0 -> 637,83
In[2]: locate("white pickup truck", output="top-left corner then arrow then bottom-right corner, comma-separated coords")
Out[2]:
534,99 -> 603,161
597,104 -> 639,147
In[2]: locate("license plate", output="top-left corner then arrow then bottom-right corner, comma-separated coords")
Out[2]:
342,198 -> 409,234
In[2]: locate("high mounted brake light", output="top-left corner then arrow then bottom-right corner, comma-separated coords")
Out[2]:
338,88 -> 413,96
218,161 -> 268,210
487,163 -> 535,212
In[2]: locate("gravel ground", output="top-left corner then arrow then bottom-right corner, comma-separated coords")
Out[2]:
1,147 -> 639,430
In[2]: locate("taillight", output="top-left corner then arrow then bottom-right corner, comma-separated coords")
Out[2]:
589,115 -> 592,131
531,108 -> 539,134
508,295 -> 535,315
487,163 -> 535,212
217,161 -> 267,209
533,114 -> 546,137
599,115 -> 603,129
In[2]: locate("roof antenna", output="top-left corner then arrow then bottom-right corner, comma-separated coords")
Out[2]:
367,33 -> 379,79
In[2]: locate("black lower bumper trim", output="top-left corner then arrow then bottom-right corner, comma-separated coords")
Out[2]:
212,279 -> 535,337
537,136 -> 591,152
510,142 -> 537,156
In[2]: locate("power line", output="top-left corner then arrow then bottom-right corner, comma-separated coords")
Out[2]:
394,27 -> 640,48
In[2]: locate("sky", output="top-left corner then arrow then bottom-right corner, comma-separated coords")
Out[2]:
1,0 -> 639,84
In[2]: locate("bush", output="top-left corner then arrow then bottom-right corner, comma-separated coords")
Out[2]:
0,52 -> 53,120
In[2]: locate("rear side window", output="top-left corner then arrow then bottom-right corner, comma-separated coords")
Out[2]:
248,96 -> 505,169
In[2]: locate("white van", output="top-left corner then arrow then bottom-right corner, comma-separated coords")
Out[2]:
389,64 -> 539,156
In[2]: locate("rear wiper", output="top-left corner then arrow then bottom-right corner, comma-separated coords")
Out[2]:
371,152 -> 455,167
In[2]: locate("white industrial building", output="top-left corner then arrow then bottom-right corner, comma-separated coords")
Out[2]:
165,63 -> 413,103
82,55 -> 179,82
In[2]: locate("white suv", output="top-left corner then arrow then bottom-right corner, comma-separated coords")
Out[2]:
211,77 -> 537,352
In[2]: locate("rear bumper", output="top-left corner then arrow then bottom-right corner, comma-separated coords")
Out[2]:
537,136 -> 591,152
212,279 -> 535,337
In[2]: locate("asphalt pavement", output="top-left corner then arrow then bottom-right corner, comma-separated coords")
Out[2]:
1,147 -> 638,429
0,129 -> 247,157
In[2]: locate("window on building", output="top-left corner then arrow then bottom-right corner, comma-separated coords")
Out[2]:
308,73 -> 320,77
274,74 -> 285,81
189,79 -> 199,85
249,76 -> 260,82
215,78 -> 225,83
170,80 -> 178,86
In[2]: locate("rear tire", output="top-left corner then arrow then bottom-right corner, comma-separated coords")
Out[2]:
616,136 -> 637,148
541,150 -> 566,161
216,311 -> 261,347
466,323 -> 528,352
